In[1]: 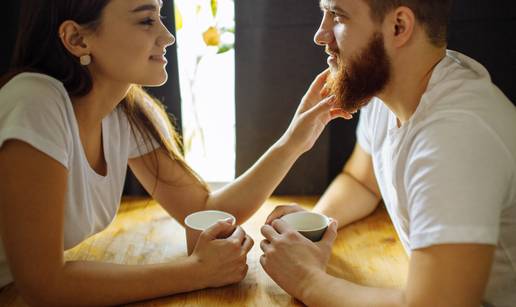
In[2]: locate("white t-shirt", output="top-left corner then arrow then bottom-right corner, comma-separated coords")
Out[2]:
356,50 -> 516,306
0,73 -> 160,287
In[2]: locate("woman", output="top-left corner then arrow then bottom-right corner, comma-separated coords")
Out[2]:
0,0 -> 351,305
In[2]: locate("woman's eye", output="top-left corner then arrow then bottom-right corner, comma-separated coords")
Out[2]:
140,17 -> 156,26
140,16 -> 164,26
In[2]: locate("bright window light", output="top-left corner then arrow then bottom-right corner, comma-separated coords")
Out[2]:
174,0 -> 235,184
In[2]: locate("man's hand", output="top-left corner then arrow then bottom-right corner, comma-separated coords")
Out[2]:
259,218 -> 338,299
264,203 -> 307,225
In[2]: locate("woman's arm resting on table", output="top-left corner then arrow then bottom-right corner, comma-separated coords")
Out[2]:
302,243 -> 494,307
0,140 -> 239,306
129,70 -> 352,225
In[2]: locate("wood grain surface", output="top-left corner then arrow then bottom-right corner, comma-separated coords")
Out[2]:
0,196 -> 408,306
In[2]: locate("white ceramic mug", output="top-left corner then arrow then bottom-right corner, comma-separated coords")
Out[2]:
184,210 -> 236,255
281,211 -> 330,242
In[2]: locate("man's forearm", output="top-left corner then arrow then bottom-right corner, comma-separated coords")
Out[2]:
302,271 -> 405,307
313,172 -> 381,227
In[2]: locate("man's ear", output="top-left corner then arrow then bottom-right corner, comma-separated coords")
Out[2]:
58,20 -> 91,58
386,6 -> 415,48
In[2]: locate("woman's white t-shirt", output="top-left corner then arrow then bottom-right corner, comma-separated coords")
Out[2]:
0,73 -> 159,287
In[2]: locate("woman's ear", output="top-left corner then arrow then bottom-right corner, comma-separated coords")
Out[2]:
58,20 -> 91,58
386,6 -> 415,48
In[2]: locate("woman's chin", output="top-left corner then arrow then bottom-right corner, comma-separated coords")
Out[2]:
139,73 -> 168,87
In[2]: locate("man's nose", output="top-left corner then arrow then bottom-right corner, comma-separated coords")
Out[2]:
314,27 -> 333,46
313,16 -> 333,46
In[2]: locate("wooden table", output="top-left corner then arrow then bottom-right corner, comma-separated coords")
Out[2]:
0,196 -> 408,306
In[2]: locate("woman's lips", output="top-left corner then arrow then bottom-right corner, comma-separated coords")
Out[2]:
149,55 -> 167,63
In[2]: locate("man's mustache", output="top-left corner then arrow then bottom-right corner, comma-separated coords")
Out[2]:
325,46 -> 339,56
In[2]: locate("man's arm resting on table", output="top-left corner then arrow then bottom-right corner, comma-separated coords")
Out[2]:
314,144 -> 382,227
301,243 -> 495,307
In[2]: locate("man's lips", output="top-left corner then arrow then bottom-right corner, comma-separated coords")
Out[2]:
325,48 -> 339,65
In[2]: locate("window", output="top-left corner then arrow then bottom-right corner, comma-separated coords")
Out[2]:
175,0 -> 235,185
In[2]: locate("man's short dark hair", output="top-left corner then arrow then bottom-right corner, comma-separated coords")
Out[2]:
364,0 -> 452,47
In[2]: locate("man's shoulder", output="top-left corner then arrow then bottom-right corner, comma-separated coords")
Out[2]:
424,50 -> 512,111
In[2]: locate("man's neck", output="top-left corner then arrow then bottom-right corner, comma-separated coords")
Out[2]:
379,46 -> 446,127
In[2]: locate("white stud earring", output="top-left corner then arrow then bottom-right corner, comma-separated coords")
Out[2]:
80,54 -> 91,66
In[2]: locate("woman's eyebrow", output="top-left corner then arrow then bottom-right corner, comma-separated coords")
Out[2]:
131,1 -> 162,13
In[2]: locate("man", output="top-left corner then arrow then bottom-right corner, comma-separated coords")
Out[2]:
259,0 -> 516,306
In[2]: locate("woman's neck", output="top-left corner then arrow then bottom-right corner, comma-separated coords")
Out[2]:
71,76 -> 130,131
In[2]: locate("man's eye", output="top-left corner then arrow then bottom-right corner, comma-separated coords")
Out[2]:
333,14 -> 347,22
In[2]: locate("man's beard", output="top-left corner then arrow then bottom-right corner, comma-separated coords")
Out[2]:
326,32 -> 391,112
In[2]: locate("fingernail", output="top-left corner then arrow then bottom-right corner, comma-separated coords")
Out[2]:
320,87 -> 330,97
326,95 -> 336,105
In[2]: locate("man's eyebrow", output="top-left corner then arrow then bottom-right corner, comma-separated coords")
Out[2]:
319,1 -> 350,15
131,1 -> 163,13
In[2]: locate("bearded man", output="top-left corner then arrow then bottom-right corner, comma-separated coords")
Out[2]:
259,1 -> 516,306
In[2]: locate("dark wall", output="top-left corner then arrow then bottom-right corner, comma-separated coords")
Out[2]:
235,0 -> 516,195
0,2 -> 21,74
448,0 -> 516,102
235,1 -> 338,195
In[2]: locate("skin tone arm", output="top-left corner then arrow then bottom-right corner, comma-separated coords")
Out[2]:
260,219 -> 495,307
0,141 -> 252,306
265,143 -> 382,228
314,144 -> 381,226
128,70 -> 352,226
261,145 -> 494,306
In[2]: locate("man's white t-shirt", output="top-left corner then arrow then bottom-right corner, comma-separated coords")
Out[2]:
0,73 -> 160,287
356,50 -> 516,306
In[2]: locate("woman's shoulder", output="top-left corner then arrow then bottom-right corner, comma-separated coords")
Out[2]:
0,72 -> 71,116
1,72 -> 68,104
0,72 -> 74,168
3,71 -> 66,92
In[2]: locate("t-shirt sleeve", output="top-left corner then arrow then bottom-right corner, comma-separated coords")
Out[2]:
356,101 -> 373,154
405,114 -> 510,250
0,79 -> 71,168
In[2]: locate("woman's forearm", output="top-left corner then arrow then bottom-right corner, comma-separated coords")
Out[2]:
206,139 -> 299,223
24,256 -> 204,307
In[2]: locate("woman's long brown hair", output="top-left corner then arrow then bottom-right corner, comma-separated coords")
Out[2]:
0,0 -> 206,193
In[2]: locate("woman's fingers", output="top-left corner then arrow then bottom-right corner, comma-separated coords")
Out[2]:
330,108 -> 353,120
298,69 -> 332,113
309,69 -> 331,93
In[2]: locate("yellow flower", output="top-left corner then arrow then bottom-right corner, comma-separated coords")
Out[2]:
174,4 -> 183,30
202,26 -> 220,46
